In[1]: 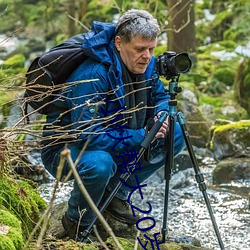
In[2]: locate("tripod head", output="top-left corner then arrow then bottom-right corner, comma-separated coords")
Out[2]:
168,76 -> 182,100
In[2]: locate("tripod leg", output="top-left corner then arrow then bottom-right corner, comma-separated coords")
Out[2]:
177,112 -> 225,250
162,114 -> 175,242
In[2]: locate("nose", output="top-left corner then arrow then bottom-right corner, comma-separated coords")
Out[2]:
142,49 -> 151,60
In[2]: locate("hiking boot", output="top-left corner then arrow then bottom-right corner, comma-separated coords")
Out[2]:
61,213 -> 97,242
105,196 -> 141,225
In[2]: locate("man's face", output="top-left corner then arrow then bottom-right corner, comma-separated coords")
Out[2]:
115,35 -> 157,74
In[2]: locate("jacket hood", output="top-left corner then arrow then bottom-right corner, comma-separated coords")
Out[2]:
82,21 -> 116,65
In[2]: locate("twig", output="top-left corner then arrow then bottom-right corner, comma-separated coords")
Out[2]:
61,148 -> 124,250
68,14 -> 89,31
93,225 -> 109,250
134,230 -> 140,250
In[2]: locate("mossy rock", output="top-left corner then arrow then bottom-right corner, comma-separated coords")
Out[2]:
235,57 -> 250,116
213,67 -> 235,86
209,120 -> 250,160
0,209 -> 24,250
107,237 -> 211,250
199,92 -> 248,122
0,174 -> 47,239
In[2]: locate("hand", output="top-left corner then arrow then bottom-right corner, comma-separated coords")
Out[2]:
154,112 -> 169,139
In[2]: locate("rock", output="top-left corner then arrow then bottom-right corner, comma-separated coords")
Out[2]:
179,100 -> 211,148
181,89 -> 199,105
213,157 -> 250,184
209,120 -> 250,160
170,168 -> 193,189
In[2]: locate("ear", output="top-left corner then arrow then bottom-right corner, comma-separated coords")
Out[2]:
115,36 -> 122,51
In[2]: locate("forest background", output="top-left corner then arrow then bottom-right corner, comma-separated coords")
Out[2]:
0,0 -> 250,126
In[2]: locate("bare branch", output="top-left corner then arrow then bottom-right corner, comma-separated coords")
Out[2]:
62,148 -> 124,250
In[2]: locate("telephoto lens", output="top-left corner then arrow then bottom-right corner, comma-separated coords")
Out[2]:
156,51 -> 192,79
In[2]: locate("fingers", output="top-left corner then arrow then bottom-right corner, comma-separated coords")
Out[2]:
153,112 -> 169,139
154,120 -> 169,139
155,131 -> 165,139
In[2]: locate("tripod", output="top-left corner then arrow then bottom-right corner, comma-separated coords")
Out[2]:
162,77 -> 225,249
82,77 -> 225,250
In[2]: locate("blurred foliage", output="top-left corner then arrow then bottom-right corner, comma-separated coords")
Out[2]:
235,57 -> 250,116
0,0 -> 250,120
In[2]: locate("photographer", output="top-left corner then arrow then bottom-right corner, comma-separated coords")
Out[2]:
41,9 -> 186,241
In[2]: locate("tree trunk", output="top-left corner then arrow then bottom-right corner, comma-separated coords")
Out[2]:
167,0 -> 196,62
78,0 -> 88,20
67,0 -> 76,36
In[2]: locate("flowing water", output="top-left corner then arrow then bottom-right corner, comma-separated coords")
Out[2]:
38,156 -> 250,250
133,157 -> 250,250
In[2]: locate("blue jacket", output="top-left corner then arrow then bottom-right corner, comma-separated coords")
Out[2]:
44,21 -> 170,154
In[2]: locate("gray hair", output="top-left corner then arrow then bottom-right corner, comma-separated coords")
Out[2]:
115,9 -> 161,43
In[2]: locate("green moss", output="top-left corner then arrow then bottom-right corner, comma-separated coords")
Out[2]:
0,54 -> 26,86
209,120 -> 250,150
217,40 -> 237,51
235,57 -> 250,115
0,209 -> 21,229
0,175 -> 47,239
84,243 -> 100,250
7,228 -> 24,249
199,90 -> 248,121
0,235 -> 16,250
106,237 -> 134,250
1,54 -> 25,69
0,209 -> 24,249
213,120 -> 250,133
199,95 -> 224,107
213,67 -> 235,86
0,91 -> 17,109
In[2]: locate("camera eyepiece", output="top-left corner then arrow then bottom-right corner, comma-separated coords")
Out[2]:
156,51 -> 192,79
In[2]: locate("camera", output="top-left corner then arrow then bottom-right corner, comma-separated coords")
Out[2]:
156,51 -> 192,79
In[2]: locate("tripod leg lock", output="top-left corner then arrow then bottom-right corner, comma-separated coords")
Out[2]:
195,173 -> 207,192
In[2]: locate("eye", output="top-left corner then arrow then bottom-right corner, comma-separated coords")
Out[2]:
149,48 -> 154,53
136,48 -> 145,53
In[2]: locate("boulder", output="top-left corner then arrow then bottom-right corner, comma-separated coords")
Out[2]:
179,100 -> 211,148
177,83 -> 211,148
213,157 -> 250,184
209,119 -> 250,184
209,119 -> 250,160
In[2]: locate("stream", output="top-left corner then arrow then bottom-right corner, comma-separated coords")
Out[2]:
38,155 -> 250,250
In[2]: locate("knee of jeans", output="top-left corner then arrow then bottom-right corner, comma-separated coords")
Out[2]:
78,151 -> 116,180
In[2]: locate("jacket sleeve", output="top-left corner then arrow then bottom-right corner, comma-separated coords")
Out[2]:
65,61 -> 146,154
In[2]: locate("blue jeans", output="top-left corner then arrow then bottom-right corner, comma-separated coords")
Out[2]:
41,122 -> 185,226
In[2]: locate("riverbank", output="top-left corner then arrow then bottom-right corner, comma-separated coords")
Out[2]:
38,155 -> 250,250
